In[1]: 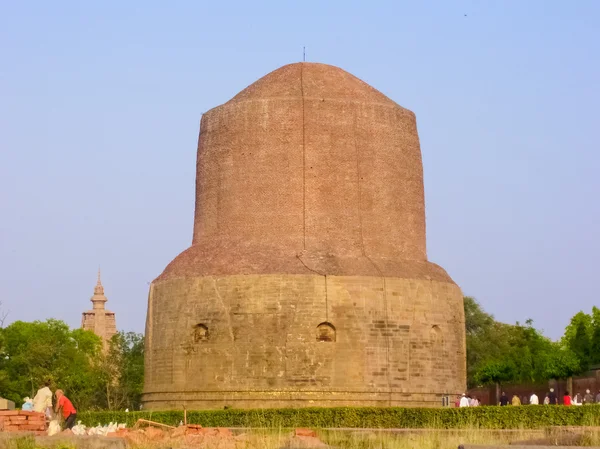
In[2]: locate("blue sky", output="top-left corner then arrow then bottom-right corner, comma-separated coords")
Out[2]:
1,0 -> 598,339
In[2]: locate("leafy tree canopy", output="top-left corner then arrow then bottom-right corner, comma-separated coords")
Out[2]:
0,320 -> 144,411
465,299 -> 599,387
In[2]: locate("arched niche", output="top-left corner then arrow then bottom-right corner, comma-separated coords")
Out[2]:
193,323 -> 209,343
316,322 -> 336,342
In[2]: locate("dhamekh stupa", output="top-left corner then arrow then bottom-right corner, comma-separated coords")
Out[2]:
143,62 -> 466,409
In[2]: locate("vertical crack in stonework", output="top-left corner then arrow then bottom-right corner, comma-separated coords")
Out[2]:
211,277 -> 235,342
300,63 -> 307,251
324,275 -> 329,322
354,106 -> 366,257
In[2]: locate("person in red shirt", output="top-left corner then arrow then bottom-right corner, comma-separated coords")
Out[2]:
54,389 -> 77,429
563,391 -> 572,406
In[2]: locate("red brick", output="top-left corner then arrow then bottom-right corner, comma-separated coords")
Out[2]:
18,411 -> 43,417
144,427 -> 164,440
20,424 -> 46,431
8,416 -> 27,422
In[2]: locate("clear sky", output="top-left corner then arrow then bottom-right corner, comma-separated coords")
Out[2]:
1,0 -> 598,339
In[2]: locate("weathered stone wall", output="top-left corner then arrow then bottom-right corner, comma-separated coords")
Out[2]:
142,274 -> 465,409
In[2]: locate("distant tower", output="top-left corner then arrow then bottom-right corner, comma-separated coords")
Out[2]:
81,269 -> 117,344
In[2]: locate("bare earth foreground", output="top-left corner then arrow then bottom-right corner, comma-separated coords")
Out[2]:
3,427 -> 600,449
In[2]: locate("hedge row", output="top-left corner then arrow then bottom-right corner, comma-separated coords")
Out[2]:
78,405 -> 600,429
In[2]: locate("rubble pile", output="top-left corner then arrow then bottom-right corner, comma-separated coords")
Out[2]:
0,418 -> 331,449
116,425 -> 245,448
0,411 -> 46,434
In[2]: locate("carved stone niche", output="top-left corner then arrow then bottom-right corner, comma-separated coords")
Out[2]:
316,322 -> 336,342
193,324 -> 209,343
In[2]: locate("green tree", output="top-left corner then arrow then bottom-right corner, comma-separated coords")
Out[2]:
566,313 -> 592,371
464,296 -> 495,335
98,332 -> 144,410
474,360 -> 516,401
0,319 -> 103,408
465,298 -> 557,388
505,319 -> 553,384
474,360 -> 516,385
464,297 -> 512,387
590,307 -> 600,365
543,345 -> 581,380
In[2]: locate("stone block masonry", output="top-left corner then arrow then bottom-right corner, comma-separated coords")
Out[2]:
143,274 -> 465,409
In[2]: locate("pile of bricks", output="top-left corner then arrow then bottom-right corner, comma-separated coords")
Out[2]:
0,411 -> 46,434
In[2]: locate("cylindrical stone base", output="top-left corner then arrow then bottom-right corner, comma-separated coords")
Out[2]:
142,274 -> 466,409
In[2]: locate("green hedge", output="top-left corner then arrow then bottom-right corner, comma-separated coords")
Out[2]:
78,405 -> 600,429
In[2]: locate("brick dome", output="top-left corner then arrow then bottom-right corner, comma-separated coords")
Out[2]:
227,63 -> 401,107
158,63 -> 451,283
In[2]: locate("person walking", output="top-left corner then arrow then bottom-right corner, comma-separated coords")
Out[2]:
54,390 -> 77,430
564,391 -> 572,406
529,392 -> 539,405
595,390 -> 600,404
499,392 -> 509,406
512,394 -> 521,406
459,393 -> 470,407
584,389 -> 594,404
548,388 -> 558,405
543,393 -> 550,405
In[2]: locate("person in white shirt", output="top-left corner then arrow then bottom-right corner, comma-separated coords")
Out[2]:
459,394 -> 470,407
529,392 -> 539,405
32,380 -> 53,417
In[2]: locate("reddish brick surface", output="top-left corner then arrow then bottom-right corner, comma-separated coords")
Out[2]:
144,427 -> 164,440
157,63 -> 448,283
0,411 -> 46,433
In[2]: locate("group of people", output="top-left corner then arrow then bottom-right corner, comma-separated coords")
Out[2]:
21,381 -> 77,429
458,387 -> 600,407
498,388 -> 600,406
558,389 -> 599,406
457,394 -> 481,407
